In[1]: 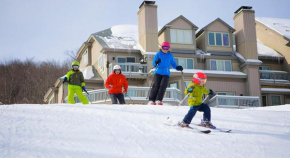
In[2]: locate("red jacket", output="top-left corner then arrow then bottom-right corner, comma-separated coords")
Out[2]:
105,72 -> 128,94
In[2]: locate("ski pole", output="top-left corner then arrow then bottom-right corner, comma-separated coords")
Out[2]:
146,66 -> 158,100
181,71 -> 188,89
124,92 -> 133,104
167,93 -> 190,120
61,83 -> 66,103
83,89 -> 92,104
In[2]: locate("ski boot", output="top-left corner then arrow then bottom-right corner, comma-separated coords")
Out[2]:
156,100 -> 163,105
199,119 -> 216,129
148,101 -> 156,105
179,121 -> 189,127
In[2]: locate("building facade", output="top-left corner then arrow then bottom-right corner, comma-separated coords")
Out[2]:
44,2 -> 290,106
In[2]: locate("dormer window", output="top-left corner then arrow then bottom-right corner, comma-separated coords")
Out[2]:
208,32 -> 230,46
170,29 -> 193,44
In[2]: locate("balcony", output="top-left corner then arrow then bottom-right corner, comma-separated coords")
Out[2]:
65,87 -> 183,105
208,95 -> 260,108
260,70 -> 290,85
109,63 -> 148,79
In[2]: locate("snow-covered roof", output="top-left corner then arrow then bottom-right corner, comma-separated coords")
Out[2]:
256,17 -> 290,40
92,25 -> 140,50
257,40 -> 283,57
80,66 -> 95,80
234,52 -> 262,64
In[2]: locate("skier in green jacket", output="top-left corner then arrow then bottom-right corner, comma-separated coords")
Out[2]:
180,72 -> 215,129
63,61 -> 89,104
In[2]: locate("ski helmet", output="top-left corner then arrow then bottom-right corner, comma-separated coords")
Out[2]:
193,72 -> 207,84
71,61 -> 80,69
113,65 -> 121,70
161,41 -> 170,47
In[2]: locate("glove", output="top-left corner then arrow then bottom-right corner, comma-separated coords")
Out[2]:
176,65 -> 183,71
63,77 -> 67,84
209,89 -> 214,95
82,86 -> 86,91
187,87 -> 194,93
123,89 -> 127,93
155,58 -> 161,65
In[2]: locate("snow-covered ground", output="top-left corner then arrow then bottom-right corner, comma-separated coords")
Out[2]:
1,104 -> 290,158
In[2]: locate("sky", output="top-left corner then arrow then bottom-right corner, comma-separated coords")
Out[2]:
0,0 -> 289,62
1,104 -> 290,157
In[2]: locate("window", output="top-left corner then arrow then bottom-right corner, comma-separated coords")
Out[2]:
259,66 -> 270,79
169,82 -> 178,89
82,50 -> 88,66
210,60 -> 231,71
170,29 -> 193,44
174,58 -> 194,69
208,32 -> 230,46
271,96 -> 281,106
98,54 -> 105,72
117,57 -> 136,71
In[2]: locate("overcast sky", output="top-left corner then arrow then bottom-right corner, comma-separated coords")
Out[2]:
0,0 -> 289,62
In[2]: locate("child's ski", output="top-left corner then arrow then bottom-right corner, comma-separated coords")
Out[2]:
193,123 -> 232,133
165,121 -> 211,134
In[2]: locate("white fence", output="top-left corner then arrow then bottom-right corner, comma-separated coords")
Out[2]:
208,95 -> 260,108
65,87 -> 183,104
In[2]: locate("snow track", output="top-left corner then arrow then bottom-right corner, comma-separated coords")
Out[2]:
0,104 -> 290,158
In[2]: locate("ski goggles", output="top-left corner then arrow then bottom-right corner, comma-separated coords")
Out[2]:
162,46 -> 169,50
72,65 -> 79,69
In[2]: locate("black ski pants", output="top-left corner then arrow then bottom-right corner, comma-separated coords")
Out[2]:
149,74 -> 169,102
110,93 -> 125,104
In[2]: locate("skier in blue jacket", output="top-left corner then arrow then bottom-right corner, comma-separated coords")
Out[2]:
149,41 -> 183,105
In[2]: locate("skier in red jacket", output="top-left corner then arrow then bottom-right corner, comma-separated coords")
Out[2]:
105,65 -> 128,104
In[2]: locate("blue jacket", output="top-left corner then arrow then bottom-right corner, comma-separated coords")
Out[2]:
152,50 -> 177,77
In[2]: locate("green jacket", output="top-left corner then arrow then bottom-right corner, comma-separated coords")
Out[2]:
184,81 -> 210,106
66,70 -> 85,87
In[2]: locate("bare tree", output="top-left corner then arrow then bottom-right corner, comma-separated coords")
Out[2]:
0,58 -> 69,104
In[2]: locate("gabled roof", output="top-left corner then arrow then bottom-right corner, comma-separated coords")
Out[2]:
158,15 -> 198,36
255,17 -> 290,41
196,18 -> 235,37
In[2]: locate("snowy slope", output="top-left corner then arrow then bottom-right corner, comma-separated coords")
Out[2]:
1,104 -> 290,158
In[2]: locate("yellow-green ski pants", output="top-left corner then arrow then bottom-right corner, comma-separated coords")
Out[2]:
67,85 -> 89,104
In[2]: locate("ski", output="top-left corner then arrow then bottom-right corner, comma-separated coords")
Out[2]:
181,125 -> 211,134
165,122 -> 211,134
193,124 -> 232,133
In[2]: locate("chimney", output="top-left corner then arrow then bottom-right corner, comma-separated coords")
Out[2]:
137,1 -> 159,52
233,6 -> 258,60
234,6 -> 261,99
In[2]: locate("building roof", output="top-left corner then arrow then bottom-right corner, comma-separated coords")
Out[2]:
256,17 -> 290,40
257,40 -> 283,58
158,15 -> 198,36
92,25 -> 140,50
196,18 -> 235,37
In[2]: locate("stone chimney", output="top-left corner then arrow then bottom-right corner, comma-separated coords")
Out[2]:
137,1 -> 159,52
234,6 -> 258,59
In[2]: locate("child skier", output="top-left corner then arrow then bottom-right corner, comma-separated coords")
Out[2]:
149,41 -> 183,105
63,61 -> 89,104
180,72 -> 215,129
105,65 -> 128,104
